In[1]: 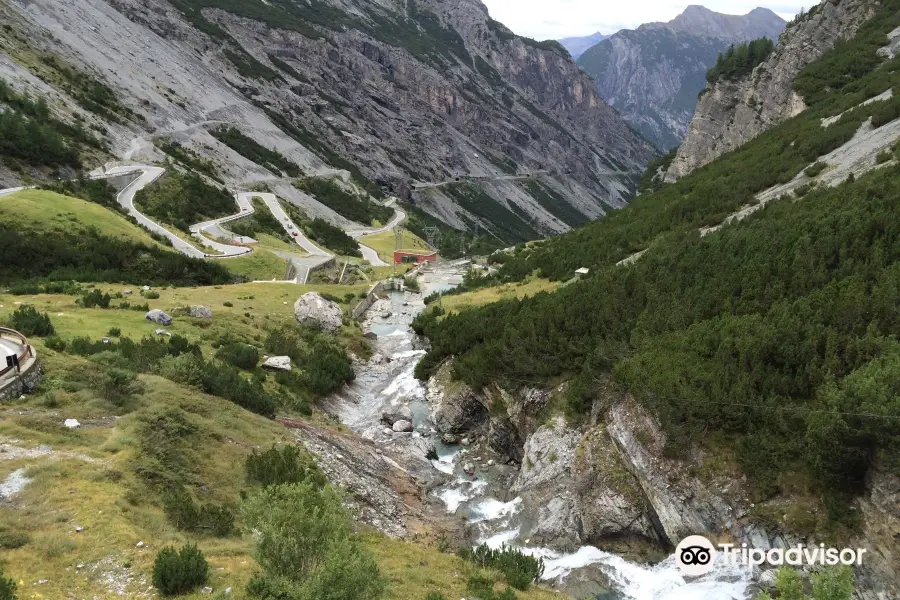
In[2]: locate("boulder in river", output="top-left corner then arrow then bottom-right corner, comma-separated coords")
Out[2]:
145,309 -> 172,326
294,292 -> 343,331
381,405 -> 413,426
392,419 -> 413,433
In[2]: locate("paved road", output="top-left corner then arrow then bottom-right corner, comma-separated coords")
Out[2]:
358,244 -> 388,267
248,192 -> 331,257
1,164 -> 406,268
410,171 -> 549,190
104,165 -> 210,258
345,200 -> 407,239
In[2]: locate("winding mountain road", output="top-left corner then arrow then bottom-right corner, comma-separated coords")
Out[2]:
1,164 -> 405,270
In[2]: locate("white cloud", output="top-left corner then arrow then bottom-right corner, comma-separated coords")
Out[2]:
480,0 -> 809,40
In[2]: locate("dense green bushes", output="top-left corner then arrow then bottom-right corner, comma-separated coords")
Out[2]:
793,0 -> 900,105
263,326 -> 355,396
706,38 -> 775,83
159,141 -> 220,180
227,198 -> 290,243
80,289 -> 112,308
0,223 -> 232,286
134,172 -> 235,233
163,488 -> 235,536
152,544 -> 209,596
211,126 -> 301,176
65,334 -> 277,418
465,574 -> 516,600
245,444 -> 325,488
7,305 -> 55,337
458,544 -> 544,590
755,567 -> 853,600
0,79 -> 84,168
0,566 -> 16,600
214,342 -> 260,370
96,367 -> 144,407
242,482 -> 385,600
306,217 -> 362,257
418,161 -> 900,516
294,177 -> 391,226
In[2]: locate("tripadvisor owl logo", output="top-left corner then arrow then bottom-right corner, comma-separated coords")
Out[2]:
675,535 -> 718,576
675,534 -> 868,576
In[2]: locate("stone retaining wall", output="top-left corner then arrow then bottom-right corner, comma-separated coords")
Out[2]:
0,358 -> 43,401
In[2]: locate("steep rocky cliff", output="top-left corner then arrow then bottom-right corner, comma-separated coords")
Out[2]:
0,0 -> 655,239
667,0 -> 877,181
423,359 -> 899,598
578,6 -> 784,150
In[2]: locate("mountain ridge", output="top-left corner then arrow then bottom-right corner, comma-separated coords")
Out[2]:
558,32 -> 610,59
0,0 -> 655,251
577,5 -> 785,150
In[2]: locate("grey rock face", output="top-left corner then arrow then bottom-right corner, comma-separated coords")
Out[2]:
487,417 -> 523,463
145,309 -> 172,326
188,305 -> 212,319
262,356 -> 292,371
426,361 -> 488,434
667,0 -> 877,180
294,293 -> 343,332
0,0 -> 655,239
510,416 -> 658,550
578,7 -> 785,150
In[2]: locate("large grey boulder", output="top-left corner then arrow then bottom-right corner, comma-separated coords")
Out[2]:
145,309 -> 172,326
189,305 -> 213,319
381,404 -> 413,426
392,419 -> 413,433
262,356 -> 292,371
294,293 -> 343,332
426,360 -> 487,434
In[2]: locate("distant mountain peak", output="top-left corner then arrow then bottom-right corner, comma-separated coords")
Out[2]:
667,4 -> 785,42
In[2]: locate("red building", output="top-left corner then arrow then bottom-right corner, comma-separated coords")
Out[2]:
394,250 -> 438,264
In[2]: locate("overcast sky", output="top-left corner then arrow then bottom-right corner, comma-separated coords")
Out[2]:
480,1 -> 808,40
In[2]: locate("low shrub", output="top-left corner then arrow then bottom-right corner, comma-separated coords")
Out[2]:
245,444 -> 324,488
7,305 -> 54,336
44,336 -> 67,352
81,288 -> 111,308
152,544 -> 209,596
107,327 -> 122,337
0,566 -> 15,600
163,488 -> 234,537
459,544 -> 544,590
96,367 -> 144,407
214,342 -> 259,370
804,161 -> 827,177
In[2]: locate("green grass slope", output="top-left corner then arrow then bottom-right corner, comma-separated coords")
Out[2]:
0,189 -> 160,245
